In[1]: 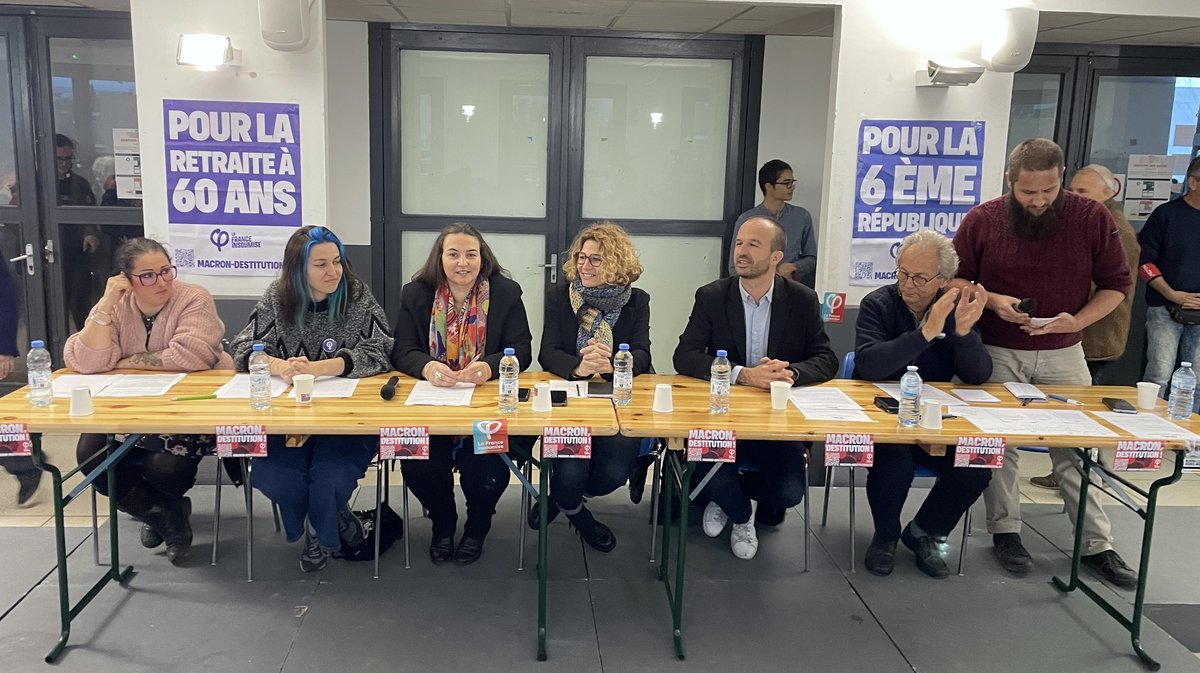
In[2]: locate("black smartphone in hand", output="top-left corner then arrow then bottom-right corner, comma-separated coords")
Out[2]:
873,396 -> 900,414
1102,397 -> 1137,414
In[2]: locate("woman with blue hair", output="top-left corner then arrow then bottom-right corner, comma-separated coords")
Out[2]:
230,225 -> 394,572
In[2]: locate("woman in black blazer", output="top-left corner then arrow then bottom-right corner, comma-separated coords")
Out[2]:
537,222 -> 651,552
391,222 -> 533,566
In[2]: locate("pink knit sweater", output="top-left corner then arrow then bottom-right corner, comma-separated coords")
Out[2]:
63,281 -> 234,374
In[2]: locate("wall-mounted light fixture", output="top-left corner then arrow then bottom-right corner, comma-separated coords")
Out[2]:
176,34 -> 240,71
461,104 -> 476,121
915,58 -> 985,87
649,112 -> 663,129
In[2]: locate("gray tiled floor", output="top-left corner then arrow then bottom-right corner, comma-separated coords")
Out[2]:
1,483 -> 1199,673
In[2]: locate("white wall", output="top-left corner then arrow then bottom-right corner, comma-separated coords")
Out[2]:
326,20 -> 372,245
756,36 -> 833,234
129,0 -> 330,297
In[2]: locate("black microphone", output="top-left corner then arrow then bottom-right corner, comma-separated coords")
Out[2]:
380,375 -> 399,401
1016,298 -> 1037,315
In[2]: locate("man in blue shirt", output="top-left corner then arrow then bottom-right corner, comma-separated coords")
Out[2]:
728,160 -> 818,288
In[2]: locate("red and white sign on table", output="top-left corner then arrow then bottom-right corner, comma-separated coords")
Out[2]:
216,424 -> 268,457
825,433 -> 874,467
379,426 -> 430,460
687,428 -> 736,462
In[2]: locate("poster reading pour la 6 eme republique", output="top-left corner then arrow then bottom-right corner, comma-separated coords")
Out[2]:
850,120 -> 985,287
163,99 -> 301,279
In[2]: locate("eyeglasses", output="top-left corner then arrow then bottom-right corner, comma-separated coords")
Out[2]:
55,154 -> 75,165
130,266 -> 177,286
576,253 -> 604,267
895,269 -> 940,288
773,179 -> 797,188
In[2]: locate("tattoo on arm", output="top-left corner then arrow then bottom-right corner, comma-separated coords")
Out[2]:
126,351 -> 165,368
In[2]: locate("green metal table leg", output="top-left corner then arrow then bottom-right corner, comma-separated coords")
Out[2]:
659,452 -> 674,583
537,457 -> 550,661
671,458 -> 695,660
1052,449 -> 1093,595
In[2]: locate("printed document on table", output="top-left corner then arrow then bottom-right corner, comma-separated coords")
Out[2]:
287,377 -> 360,398
548,380 -> 588,397
48,374 -> 118,398
405,380 -> 475,406
956,408 -> 1117,437
1003,382 -> 1046,401
1092,412 -> 1200,444
798,408 -> 876,422
952,388 -> 1001,403
788,386 -> 861,412
97,373 -> 187,397
215,374 -> 289,398
875,383 -> 968,407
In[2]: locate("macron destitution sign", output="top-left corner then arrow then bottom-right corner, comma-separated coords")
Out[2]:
163,99 -> 301,278
850,120 -> 985,287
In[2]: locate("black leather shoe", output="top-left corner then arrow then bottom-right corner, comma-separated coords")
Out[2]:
901,525 -> 949,579
429,536 -> 455,564
628,454 -> 654,504
15,470 -> 42,506
454,536 -> 485,565
527,500 -> 561,531
864,538 -> 897,576
573,516 -> 617,553
754,504 -> 787,527
160,497 -> 193,567
1081,550 -> 1138,589
992,533 -> 1033,576
140,524 -> 164,549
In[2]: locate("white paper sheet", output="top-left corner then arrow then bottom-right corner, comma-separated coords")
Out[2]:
788,386 -> 861,411
952,388 -> 1001,403
48,374 -> 118,398
1091,412 -> 1200,444
1028,316 -> 1060,328
95,373 -> 187,397
214,374 -> 289,399
798,408 -> 876,422
875,383 -> 969,407
548,380 -> 588,397
404,380 -> 475,406
286,377 -> 360,399
956,408 -> 1117,437
1003,382 -> 1046,401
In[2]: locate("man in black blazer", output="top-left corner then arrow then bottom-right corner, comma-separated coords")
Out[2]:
674,216 -> 837,560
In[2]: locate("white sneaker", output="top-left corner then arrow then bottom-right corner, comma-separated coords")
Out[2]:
731,501 -> 758,560
702,501 -> 729,538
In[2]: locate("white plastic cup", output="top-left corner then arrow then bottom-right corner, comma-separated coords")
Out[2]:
919,399 -> 942,429
293,374 -> 315,404
652,383 -> 674,413
69,386 -> 94,417
770,380 -> 790,410
1136,382 -> 1161,410
532,382 -> 552,412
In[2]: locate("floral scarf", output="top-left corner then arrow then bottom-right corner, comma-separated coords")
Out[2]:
428,279 -> 489,371
569,278 -> 631,353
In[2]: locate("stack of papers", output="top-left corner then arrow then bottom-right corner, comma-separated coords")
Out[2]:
875,383 -> 968,407
1092,412 -> 1200,445
788,387 -> 874,422
952,388 -> 1001,403
286,378 -> 360,398
96,373 -> 187,397
404,380 -> 475,406
214,374 -> 289,398
1003,382 -> 1046,401
48,374 -> 118,397
955,408 -> 1116,437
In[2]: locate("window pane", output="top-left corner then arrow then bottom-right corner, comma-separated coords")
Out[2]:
1088,75 -> 1200,192
399,50 -> 549,218
0,37 -> 19,208
583,56 -> 731,221
629,234 -> 722,374
1006,73 -> 1060,160
49,38 -> 141,209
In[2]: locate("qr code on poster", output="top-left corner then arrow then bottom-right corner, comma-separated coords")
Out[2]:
851,261 -> 873,281
176,248 -> 195,268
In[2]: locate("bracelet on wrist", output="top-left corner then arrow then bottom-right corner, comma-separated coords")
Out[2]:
86,314 -> 111,326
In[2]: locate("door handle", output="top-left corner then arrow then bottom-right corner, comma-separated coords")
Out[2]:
8,243 -> 34,276
540,253 -> 557,284
43,239 -> 55,264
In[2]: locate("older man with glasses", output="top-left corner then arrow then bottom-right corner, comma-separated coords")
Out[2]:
853,230 -> 993,578
728,159 -> 818,288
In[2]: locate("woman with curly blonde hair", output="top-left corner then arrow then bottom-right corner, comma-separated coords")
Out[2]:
535,221 -> 652,552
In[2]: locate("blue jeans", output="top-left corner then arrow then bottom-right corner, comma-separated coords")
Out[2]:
549,434 -> 642,513
252,435 -> 378,552
700,440 -> 808,525
1144,306 -> 1200,396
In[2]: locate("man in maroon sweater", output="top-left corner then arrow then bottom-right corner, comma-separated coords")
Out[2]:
952,138 -> 1137,588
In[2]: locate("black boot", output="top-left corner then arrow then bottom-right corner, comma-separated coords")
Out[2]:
568,507 -> 616,553
628,453 -> 655,504
116,483 -> 192,567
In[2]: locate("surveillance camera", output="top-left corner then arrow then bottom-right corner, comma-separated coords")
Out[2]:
916,59 -> 985,87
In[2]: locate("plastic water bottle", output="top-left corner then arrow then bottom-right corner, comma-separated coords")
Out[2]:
27,340 -> 52,408
710,349 -> 731,414
1168,361 -> 1196,420
498,347 -> 519,413
613,343 -> 633,407
249,343 -> 272,411
898,365 -> 922,428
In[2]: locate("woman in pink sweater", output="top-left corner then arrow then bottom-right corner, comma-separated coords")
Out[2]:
64,237 -> 231,566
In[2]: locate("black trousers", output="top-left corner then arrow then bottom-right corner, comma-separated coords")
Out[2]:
401,435 -> 533,539
700,440 -> 808,525
549,434 -> 642,513
75,433 -> 200,502
865,443 -> 992,542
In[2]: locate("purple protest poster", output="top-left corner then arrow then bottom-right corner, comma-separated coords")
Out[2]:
163,99 -> 300,279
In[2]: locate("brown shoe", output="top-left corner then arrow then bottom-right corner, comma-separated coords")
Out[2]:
1030,473 -> 1060,490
